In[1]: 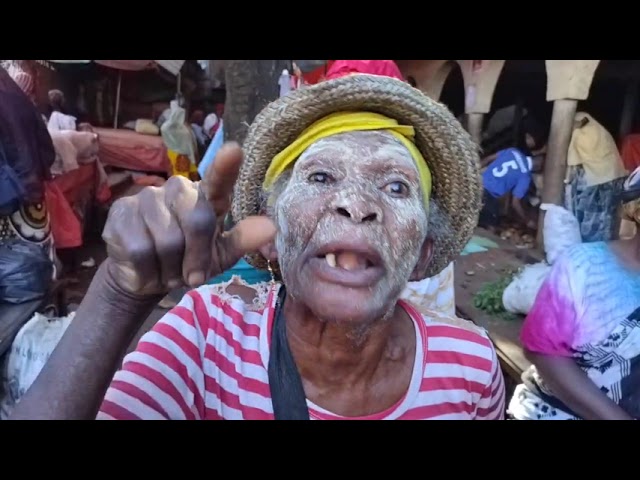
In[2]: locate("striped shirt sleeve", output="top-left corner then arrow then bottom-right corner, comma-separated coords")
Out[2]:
474,343 -> 506,420
97,291 -> 208,420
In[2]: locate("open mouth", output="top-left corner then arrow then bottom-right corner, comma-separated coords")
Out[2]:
308,243 -> 384,288
316,251 -> 376,271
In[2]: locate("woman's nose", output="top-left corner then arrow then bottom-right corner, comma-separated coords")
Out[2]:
333,196 -> 383,224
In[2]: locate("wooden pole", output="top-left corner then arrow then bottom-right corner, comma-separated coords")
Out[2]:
619,79 -> 638,142
536,99 -> 578,244
113,71 -> 122,129
467,113 -> 484,145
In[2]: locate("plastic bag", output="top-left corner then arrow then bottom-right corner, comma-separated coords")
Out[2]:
0,240 -> 53,304
0,311 -> 74,419
541,203 -> 582,264
502,262 -> 552,315
401,262 -> 456,317
160,101 -> 197,165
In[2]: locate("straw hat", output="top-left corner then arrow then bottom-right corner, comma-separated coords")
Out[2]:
231,73 -> 482,278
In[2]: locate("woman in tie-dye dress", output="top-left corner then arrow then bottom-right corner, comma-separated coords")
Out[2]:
509,167 -> 640,420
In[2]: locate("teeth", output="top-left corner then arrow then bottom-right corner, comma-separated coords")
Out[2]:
326,253 -> 337,268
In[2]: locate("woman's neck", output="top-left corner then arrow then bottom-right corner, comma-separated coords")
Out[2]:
283,296 -> 413,389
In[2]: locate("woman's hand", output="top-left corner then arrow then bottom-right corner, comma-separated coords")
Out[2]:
102,142 -> 276,297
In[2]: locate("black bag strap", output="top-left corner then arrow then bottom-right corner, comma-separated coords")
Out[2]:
268,286 -> 310,420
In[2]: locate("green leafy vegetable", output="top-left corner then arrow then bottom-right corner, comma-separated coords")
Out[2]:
472,271 -> 517,321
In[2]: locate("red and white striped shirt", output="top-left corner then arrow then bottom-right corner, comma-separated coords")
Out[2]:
98,285 -> 505,420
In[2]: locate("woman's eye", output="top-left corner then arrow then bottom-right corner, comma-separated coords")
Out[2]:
383,181 -> 410,197
309,172 -> 330,184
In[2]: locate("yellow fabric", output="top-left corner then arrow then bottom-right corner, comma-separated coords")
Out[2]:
567,112 -> 627,186
168,150 -> 198,179
263,112 -> 432,207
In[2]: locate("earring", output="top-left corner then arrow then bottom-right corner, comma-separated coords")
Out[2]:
267,260 -> 276,287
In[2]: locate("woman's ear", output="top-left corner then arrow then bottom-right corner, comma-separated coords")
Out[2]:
409,238 -> 434,282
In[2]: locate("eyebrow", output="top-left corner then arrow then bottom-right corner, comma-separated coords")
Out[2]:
367,162 -> 419,181
300,146 -> 419,175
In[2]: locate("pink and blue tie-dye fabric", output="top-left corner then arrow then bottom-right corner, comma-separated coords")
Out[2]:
521,242 -> 640,357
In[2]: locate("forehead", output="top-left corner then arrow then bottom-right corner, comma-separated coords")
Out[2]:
297,130 -> 417,171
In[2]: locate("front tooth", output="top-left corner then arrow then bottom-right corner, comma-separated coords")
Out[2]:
326,253 -> 337,268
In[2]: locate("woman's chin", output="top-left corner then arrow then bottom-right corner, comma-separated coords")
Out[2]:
296,284 -> 392,325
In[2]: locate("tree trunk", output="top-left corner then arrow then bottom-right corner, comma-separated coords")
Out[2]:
223,60 -> 289,145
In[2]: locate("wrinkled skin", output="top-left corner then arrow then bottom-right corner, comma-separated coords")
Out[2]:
274,131 -> 431,325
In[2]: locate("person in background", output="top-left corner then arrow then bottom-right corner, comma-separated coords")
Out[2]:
291,63 -> 306,90
190,110 -> 207,145
48,90 -> 66,113
479,127 -> 545,231
508,166 -> 640,420
203,112 -> 219,139
9,62 -> 48,125
47,90 -> 77,132
565,112 -> 629,242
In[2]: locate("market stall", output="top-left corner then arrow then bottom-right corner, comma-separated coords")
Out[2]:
47,60 -> 184,174
40,61 -> 186,251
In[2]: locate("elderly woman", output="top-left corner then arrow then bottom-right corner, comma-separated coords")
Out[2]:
508,167 -> 640,420
9,73 -> 504,420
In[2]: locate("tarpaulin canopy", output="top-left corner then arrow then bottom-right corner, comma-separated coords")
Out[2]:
47,60 -> 185,76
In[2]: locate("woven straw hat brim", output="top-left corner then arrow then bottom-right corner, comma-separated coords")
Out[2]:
231,74 -> 482,278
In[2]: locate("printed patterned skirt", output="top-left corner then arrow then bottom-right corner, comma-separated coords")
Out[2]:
0,201 -> 57,280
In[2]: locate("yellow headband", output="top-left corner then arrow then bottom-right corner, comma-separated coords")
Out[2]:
263,111 -> 432,208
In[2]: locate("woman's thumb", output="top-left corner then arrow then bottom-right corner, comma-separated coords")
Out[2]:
217,215 -> 277,268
